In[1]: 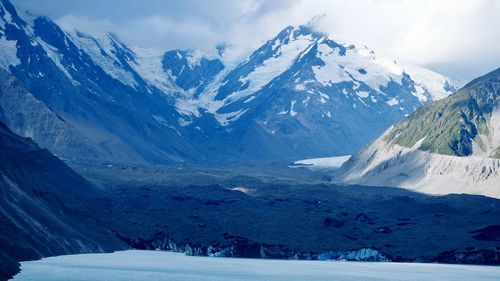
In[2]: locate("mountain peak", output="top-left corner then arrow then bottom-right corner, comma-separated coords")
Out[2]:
294,15 -> 328,40
272,16 -> 328,44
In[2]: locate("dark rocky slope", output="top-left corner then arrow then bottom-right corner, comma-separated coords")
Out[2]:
0,123 -> 126,280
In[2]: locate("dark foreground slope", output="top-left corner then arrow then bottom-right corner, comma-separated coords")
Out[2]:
0,123 -> 126,280
78,163 -> 500,264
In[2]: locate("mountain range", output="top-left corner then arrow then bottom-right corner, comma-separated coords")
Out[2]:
0,0 -> 460,164
1,0 -> 500,280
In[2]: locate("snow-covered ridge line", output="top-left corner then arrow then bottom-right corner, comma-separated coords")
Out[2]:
60,18 -> 459,126
68,30 -> 139,88
1,2 -> 459,126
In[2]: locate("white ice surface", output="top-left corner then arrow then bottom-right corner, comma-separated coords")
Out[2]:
292,155 -> 351,170
131,46 -> 179,94
12,250 -> 500,281
0,36 -> 19,69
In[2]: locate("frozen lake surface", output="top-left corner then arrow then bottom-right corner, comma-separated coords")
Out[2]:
291,155 -> 351,170
12,250 -> 500,281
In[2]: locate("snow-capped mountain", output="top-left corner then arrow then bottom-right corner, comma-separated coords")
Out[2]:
338,68 -> 500,198
0,0 -> 460,164
183,24 -> 460,161
0,0 -> 199,163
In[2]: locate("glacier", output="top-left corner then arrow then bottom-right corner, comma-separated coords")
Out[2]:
12,250 -> 500,281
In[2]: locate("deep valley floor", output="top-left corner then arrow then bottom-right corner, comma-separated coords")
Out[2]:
71,161 -> 500,264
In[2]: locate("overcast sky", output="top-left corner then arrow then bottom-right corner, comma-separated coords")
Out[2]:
13,0 -> 500,81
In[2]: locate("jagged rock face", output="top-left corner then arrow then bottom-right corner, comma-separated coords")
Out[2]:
0,0 -> 460,164
0,122 -> 127,280
338,68 -> 500,198
0,69 -> 125,161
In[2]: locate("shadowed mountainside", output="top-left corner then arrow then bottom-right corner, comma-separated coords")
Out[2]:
0,122 -> 126,280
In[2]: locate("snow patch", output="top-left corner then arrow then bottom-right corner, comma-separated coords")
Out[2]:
175,99 -> 201,117
404,65 -> 458,101
356,91 -> 369,98
295,84 -> 306,91
216,109 -> 248,126
290,100 -> 298,117
292,155 -> 351,171
37,39 -> 78,85
386,98 -> 399,106
230,186 -> 256,195
412,85 -> 428,102
0,36 -> 20,69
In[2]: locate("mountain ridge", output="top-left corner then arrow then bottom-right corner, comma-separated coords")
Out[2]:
0,0 -> 461,164
338,67 -> 500,198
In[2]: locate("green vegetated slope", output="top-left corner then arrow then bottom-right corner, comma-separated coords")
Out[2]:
385,68 -> 500,158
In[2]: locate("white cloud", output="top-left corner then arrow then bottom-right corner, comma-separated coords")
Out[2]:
15,0 -> 500,80
252,0 -> 500,80
56,15 -> 117,38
